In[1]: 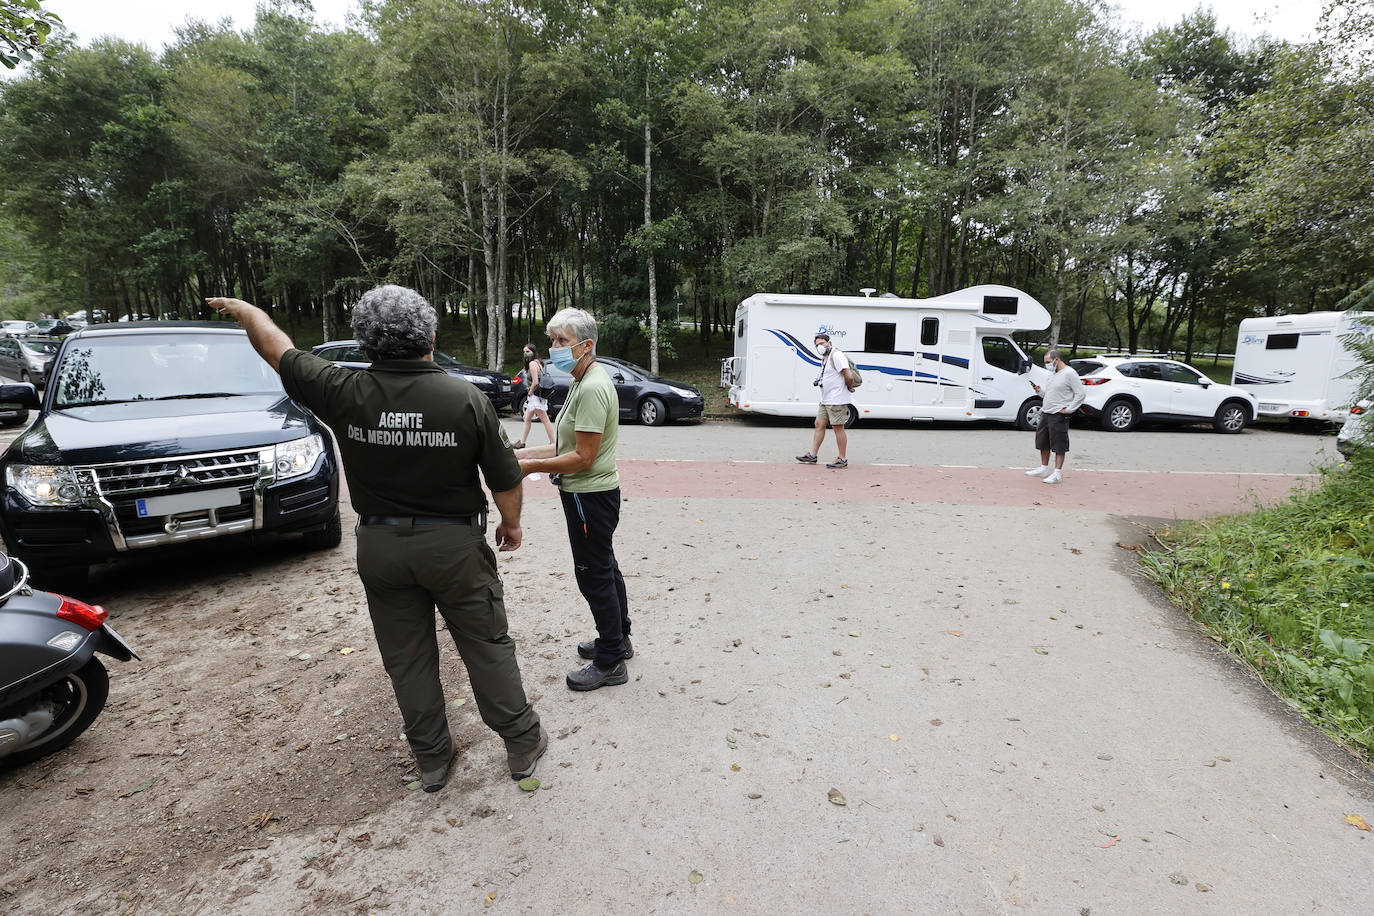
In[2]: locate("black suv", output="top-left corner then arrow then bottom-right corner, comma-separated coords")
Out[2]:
311,340 -> 525,413
0,323 -> 340,586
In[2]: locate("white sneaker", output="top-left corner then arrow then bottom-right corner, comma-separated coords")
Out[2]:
1043,470 -> 1062,484
1025,466 -> 1050,478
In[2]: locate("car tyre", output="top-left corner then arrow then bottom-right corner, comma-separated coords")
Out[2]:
638,396 -> 668,427
1016,398 -> 1043,431
843,404 -> 860,429
2,657 -> 109,766
302,508 -> 342,551
1213,401 -> 1249,434
514,395 -> 528,418
1101,398 -> 1138,432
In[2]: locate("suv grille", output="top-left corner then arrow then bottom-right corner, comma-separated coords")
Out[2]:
86,450 -> 261,498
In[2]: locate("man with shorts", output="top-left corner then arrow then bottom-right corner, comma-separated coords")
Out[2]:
796,333 -> 856,469
1027,349 -> 1085,485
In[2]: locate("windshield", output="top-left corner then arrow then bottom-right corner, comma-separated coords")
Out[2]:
432,350 -> 466,369
53,333 -> 284,408
22,340 -> 60,355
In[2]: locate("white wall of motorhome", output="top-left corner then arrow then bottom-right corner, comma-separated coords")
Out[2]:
1232,312 -> 1372,421
723,285 -> 1054,428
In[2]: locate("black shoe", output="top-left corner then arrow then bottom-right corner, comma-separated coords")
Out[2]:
795,452 -> 818,464
577,635 -> 633,661
566,661 -> 629,691
508,726 -> 548,781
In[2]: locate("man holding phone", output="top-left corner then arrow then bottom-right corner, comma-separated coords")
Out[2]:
795,333 -> 857,469
1026,349 -> 1085,485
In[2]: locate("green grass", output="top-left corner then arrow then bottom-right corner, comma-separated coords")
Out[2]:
1140,450 -> 1374,759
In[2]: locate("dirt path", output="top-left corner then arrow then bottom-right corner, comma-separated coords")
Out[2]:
2,462 -> 1370,914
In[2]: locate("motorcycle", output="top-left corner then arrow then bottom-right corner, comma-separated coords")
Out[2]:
0,552 -> 138,766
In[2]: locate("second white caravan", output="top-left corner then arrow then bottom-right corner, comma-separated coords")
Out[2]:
721,285 -> 1053,427
1232,312 -> 1373,421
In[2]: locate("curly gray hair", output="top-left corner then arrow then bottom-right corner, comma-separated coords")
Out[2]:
350,285 -> 437,361
546,308 -> 598,345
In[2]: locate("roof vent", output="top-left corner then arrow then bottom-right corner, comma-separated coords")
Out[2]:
859,288 -> 876,298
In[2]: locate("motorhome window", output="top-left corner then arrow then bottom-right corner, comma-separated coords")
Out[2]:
920,318 -> 939,347
981,337 -> 1020,373
737,317 -> 745,339
1166,364 -> 1203,385
1266,333 -> 1299,350
983,296 -> 1018,315
865,322 -> 897,353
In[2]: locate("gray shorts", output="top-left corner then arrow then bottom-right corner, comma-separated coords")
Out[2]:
1035,411 -> 1071,453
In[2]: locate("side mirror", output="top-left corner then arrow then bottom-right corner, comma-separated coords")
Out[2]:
1199,378 -> 1212,387
0,382 -> 40,410
613,373 -> 626,383
1020,357 -> 1032,374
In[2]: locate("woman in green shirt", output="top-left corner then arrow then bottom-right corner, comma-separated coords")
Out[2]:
516,308 -> 632,691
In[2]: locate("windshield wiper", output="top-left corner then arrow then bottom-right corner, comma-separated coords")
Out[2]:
57,399 -> 134,408
147,392 -> 245,401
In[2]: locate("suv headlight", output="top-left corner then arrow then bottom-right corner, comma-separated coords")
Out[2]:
462,374 -> 489,384
668,386 -> 699,399
272,434 -> 324,480
6,464 -> 82,506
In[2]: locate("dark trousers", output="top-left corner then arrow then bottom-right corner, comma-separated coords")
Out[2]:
355,520 -> 541,772
559,488 -> 631,669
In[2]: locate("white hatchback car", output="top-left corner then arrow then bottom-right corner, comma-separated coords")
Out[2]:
1072,356 -> 1258,433
1336,400 -> 1369,456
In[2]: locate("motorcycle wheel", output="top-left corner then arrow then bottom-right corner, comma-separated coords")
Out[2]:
2,657 -> 109,766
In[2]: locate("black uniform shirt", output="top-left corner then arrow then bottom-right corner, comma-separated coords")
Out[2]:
279,349 -> 522,517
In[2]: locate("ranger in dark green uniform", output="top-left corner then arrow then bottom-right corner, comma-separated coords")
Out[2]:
208,287 -> 547,792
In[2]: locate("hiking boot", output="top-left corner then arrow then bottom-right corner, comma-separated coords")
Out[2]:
421,747 -> 457,793
578,635 -> 633,661
825,457 -> 849,469
566,661 -> 629,691
795,453 -> 818,464
507,726 -> 548,781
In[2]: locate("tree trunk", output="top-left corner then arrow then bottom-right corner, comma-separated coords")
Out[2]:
644,97 -> 659,375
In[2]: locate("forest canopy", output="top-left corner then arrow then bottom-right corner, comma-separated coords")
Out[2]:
1,0 -> 1370,369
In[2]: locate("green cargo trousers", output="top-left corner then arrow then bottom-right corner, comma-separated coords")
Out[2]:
355,519 -> 541,773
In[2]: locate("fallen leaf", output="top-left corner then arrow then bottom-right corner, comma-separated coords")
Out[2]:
406,780 -> 422,791
730,764 -> 740,772
1034,647 -> 1049,655
930,719 -> 942,727
451,698 -> 467,708
1098,834 -> 1121,849
119,778 -> 155,798
518,777 -> 540,792
1195,884 -> 1210,893
890,734 -> 900,741
339,647 -> 356,655
947,630 -> 963,637
1169,873 -> 1188,886
484,891 -> 498,906
828,788 -> 847,806
688,870 -> 704,885
351,832 -> 372,846
1344,813 -> 1371,831
747,793 -> 762,799
848,631 -> 860,637
933,835 -> 945,847
1069,547 -> 1082,555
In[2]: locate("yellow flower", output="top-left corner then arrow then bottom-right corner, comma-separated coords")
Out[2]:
1221,582 -> 1231,589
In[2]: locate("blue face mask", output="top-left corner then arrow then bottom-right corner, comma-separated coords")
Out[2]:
550,343 -> 579,372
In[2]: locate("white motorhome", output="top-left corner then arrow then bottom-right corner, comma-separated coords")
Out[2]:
1232,312 -> 1373,421
721,285 -> 1053,427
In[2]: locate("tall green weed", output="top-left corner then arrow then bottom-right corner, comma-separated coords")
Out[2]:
1141,450 -> 1374,758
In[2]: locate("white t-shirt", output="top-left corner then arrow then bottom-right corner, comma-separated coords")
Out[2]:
818,347 -> 852,405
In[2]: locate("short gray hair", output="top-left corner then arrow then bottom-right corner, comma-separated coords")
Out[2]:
1046,348 -> 1063,362
547,308 -> 598,345
350,285 -> 437,361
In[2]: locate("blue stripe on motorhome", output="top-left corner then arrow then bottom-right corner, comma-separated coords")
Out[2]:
1234,373 -> 1289,386
765,329 -> 967,383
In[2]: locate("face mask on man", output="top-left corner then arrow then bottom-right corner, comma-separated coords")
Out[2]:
818,343 -> 831,355
550,343 -> 581,372
1045,359 -> 1056,370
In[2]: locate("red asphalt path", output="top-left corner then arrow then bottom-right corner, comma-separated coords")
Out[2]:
522,460 -> 1313,519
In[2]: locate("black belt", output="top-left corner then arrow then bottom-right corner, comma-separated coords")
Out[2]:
360,514 -> 478,527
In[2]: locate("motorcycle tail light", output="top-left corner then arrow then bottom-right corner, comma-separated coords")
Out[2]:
56,597 -> 108,631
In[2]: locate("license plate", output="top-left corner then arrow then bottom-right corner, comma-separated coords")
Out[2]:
136,487 -> 240,518
1259,402 -> 1283,411
500,383 -> 511,391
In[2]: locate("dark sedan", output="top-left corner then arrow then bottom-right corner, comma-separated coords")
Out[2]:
311,340 -> 524,413
517,356 -> 704,426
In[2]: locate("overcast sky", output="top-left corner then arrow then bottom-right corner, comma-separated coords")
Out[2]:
41,0 -> 1324,52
